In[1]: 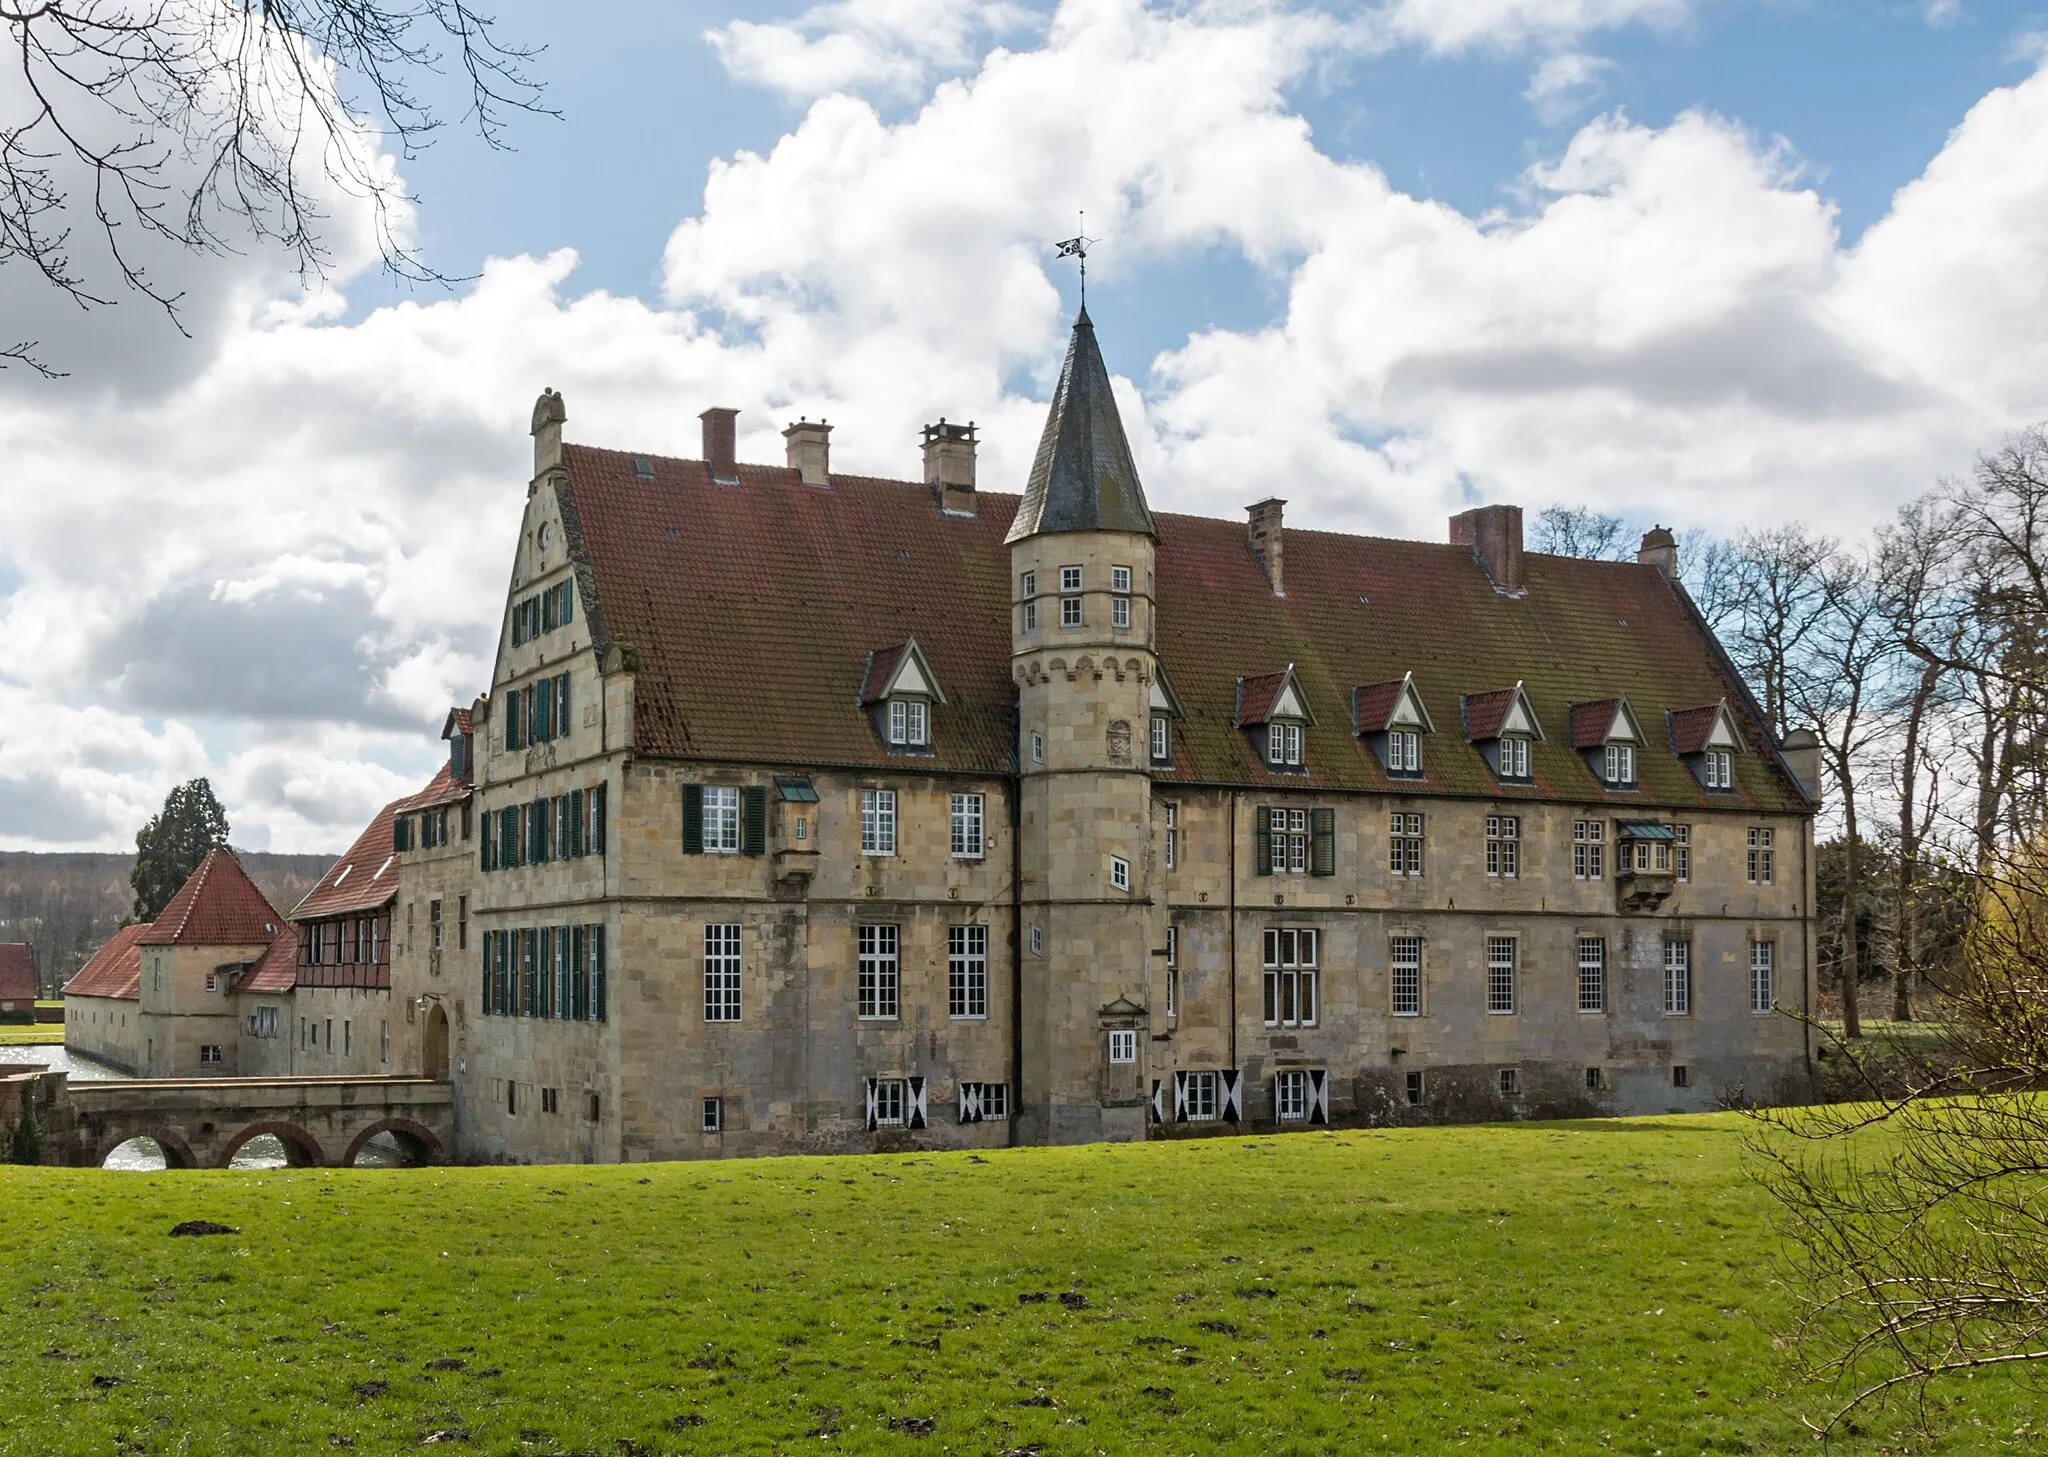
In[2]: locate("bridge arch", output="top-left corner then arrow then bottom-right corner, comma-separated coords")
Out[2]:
342,1117 -> 445,1167
95,1126 -> 197,1170
218,1121 -> 324,1169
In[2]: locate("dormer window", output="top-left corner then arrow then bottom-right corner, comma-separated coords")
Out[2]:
1499,735 -> 1531,780
859,638 -> 946,755
1151,715 -> 1170,764
1268,722 -> 1303,768
1463,682 -> 1543,784
1387,730 -> 1420,774
1239,665 -> 1314,776
1356,674 -> 1433,779
889,699 -> 928,747
1604,743 -> 1635,786
1671,701 -> 1743,793
1572,696 -> 1647,791
1704,749 -> 1732,789
1148,670 -> 1183,770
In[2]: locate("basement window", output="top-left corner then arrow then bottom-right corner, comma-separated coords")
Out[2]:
703,1097 -> 723,1133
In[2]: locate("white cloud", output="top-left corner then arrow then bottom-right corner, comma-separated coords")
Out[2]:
1524,50 -> 1616,123
1374,0 -> 1697,54
4,0 -> 2048,850
707,0 -> 1039,102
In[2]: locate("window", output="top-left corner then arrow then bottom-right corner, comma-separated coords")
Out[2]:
1387,729 -> 1421,775
1486,816 -> 1519,878
381,1021 -> 389,1064
1704,749 -> 1733,790
200,1044 -> 222,1066
1276,1069 -> 1308,1120
1486,936 -> 1516,1014
1060,565 -> 1083,593
1029,925 -> 1043,956
1163,802 -> 1178,868
1390,935 -> 1422,1016
1023,600 -> 1037,631
1664,940 -> 1691,1015
873,1078 -> 906,1127
541,1087 -> 559,1115
1271,808 -> 1308,874
1674,825 -> 1690,882
1151,715 -> 1171,764
704,923 -> 742,1022
702,1098 -> 723,1133
1578,937 -> 1607,1013
458,895 -> 469,950
1573,820 -> 1605,880
1267,722 -> 1303,768
586,1091 -> 602,1121
1586,1066 -> 1605,1091
1498,1067 -> 1520,1097
430,899 -> 444,951
1061,595 -> 1083,628
888,698 -> 929,747
861,790 -> 897,855
1031,732 -> 1045,765
948,925 -> 988,1019
1750,940 -> 1775,1012
1108,1029 -> 1138,1063
1747,827 -> 1775,885
1021,570 -> 1036,598
1626,837 -> 1672,874
1112,595 -> 1131,629
950,794 -> 985,858
1499,735 -> 1531,780
1111,565 -> 1132,592
858,924 -> 900,1019
1263,928 -> 1318,1026
1166,967 -> 1180,1017
1186,1070 -> 1220,1120
705,786 -> 741,854
1604,742 -> 1636,786
204,973 -> 217,993
977,1083 -> 1009,1121
344,1021 -> 352,1055
1110,856 -> 1130,892
1390,812 -> 1425,877
1673,1065 -> 1691,1089
1405,1070 -> 1424,1106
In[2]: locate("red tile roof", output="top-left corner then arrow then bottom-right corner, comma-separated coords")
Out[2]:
1670,703 -> 1732,756
292,796 -> 406,919
237,928 -> 299,994
445,706 -> 473,738
1570,698 -> 1626,750
1235,671 -> 1287,726
399,762 -> 471,813
553,451 -> 1806,811
136,850 -> 285,947
64,922 -> 150,1000
0,944 -> 35,1003
858,644 -> 909,706
1354,681 -> 1402,734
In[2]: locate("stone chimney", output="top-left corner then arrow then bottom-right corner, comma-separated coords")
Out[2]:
1449,504 -> 1525,595
1247,498 -> 1286,596
784,417 -> 832,487
1781,727 -> 1822,804
1637,524 -> 1678,578
700,406 -> 739,485
530,387 -> 566,477
923,419 -> 978,516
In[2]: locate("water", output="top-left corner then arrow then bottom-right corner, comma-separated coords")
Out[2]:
0,1043 -> 130,1081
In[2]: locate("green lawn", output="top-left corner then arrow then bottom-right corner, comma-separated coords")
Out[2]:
0,1115 -> 2028,1455
0,1024 -> 64,1045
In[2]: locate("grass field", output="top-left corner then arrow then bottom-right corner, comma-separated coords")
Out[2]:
0,1024 -> 65,1045
0,1114 -> 2030,1456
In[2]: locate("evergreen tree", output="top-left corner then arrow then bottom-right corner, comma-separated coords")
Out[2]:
130,779 -> 231,921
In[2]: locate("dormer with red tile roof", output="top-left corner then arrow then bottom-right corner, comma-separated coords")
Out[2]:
1462,682 -> 1543,784
859,638 -> 946,754
1669,699 -> 1744,792
1571,696 -> 1649,791
1354,673 -> 1434,780
1237,664 -> 1316,774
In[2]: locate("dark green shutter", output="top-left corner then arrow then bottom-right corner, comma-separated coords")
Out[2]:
557,673 -> 571,738
568,788 -> 585,856
591,926 -> 607,1022
506,688 -> 523,751
481,810 -> 495,870
1310,807 -> 1336,877
561,578 -> 574,625
1253,805 -> 1273,877
683,784 -> 704,854
393,814 -> 411,852
536,681 -> 552,741
592,784 -> 607,853
742,786 -> 767,857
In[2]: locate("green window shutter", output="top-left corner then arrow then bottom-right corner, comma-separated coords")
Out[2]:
393,814 -> 409,852
481,932 -> 492,1012
683,784 -> 704,854
536,681 -> 552,742
591,784 -> 608,855
742,786 -> 767,856
481,811 -> 495,871
1253,805 -> 1273,877
506,689 -> 523,751
557,673 -> 571,739
571,926 -> 586,1020
568,788 -> 585,856
1310,807 -> 1336,877
592,925 -> 607,1022
561,578 -> 575,625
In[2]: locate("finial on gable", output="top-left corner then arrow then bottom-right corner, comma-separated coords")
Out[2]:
531,387 -> 567,477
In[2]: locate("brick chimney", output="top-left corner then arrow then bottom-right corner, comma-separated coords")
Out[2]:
1637,524 -> 1678,578
1449,504 -> 1525,595
700,406 -> 739,485
1247,498 -> 1286,596
923,419 -> 978,516
530,387 -> 566,478
784,417 -> 832,487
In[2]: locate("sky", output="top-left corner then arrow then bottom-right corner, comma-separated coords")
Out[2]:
1,0 -> 2046,854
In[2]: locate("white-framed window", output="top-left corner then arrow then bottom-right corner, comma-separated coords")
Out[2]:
1029,925 -> 1043,956
1166,968 -> 1179,1017
1151,715 -> 1171,764
1604,743 -> 1636,786
1060,565 -> 1083,593
860,789 -> 897,855
1165,924 -> 1179,966
1750,940 -> 1775,1012
1111,565 -> 1132,593
704,923 -> 741,1022
1387,729 -> 1421,775
1110,856 -> 1130,892
888,699 -> 929,747
948,924 -> 988,1019
1486,815 -> 1519,878
950,793 -> 985,858
1573,820 -> 1604,880
1031,732 -> 1045,765
200,1044 -> 222,1066
873,1078 -> 906,1127
1664,940 -> 1691,1015
1674,824 -> 1691,882
1267,721 -> 1303,768
1061,595 -> 1083,627
1108,1029 -> 1138,1063
431,898 -> 444,951
1271,807 -> 1308,874
1112,595 -> 1131,629
1186,1070 -> 1220,1120
1021,570 -> 1036,598
1486,936 -> 1516,1014
1498,1067 -> 1520,1097
1163,801 -> 1178,868
1276,1069 -> 1308,1120
1499,735 -> 1531,779
1578,936 -> 1607,1013
1390,812 -> 1425,877
1262,928 -> 1318,1027
1704,749 -> 1733,789
858,924 -> 900,1019
204,973 -> 217,993
1747,827 -> 1775,885
1023,600 -> 1037,631
702,1097 -> 723,1133
705,786 -> 742,853
977,1083 -> 1010,1120
1390,935 -> 1422,1016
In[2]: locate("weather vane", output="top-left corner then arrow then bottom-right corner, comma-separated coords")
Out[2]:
1054,211 -> 1094,305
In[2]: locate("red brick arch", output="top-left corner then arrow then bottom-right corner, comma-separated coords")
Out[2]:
342,1117 -> 444,1167
217,1121 -> 324,1168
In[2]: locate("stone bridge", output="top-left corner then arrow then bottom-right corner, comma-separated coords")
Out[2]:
14,1071 -> 454,1168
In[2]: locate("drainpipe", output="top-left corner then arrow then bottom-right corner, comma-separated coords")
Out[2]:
1801,818 -> 1815,1093
1228,791 -> 1239,1073
1008,774 -> 1023,1149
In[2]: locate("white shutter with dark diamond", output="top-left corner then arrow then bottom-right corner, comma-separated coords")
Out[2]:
1149,1079 -> 1164,1125
1172,1070 -> 1189,1124
1309,1068 -> 1330,1125
1221,1068 -> 1243,1124
865,1077 -> 879,1132
908,1075 -> 927,1129
958,1082 -> 982,1124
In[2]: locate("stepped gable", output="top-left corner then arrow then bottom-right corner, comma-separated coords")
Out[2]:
1005,306 -> 1156,542
63,922 -> 151,1000
0,943 -> 35,1003
292,797 -> 407,920
136,849 -> 283,947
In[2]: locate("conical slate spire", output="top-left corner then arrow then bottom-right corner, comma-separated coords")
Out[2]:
1006,307 -> 1157,543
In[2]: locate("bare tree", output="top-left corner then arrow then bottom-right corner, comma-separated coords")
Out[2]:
2,0 -> 549,371
1725,524 -> 1836,740
1530,504 -> 1630,560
